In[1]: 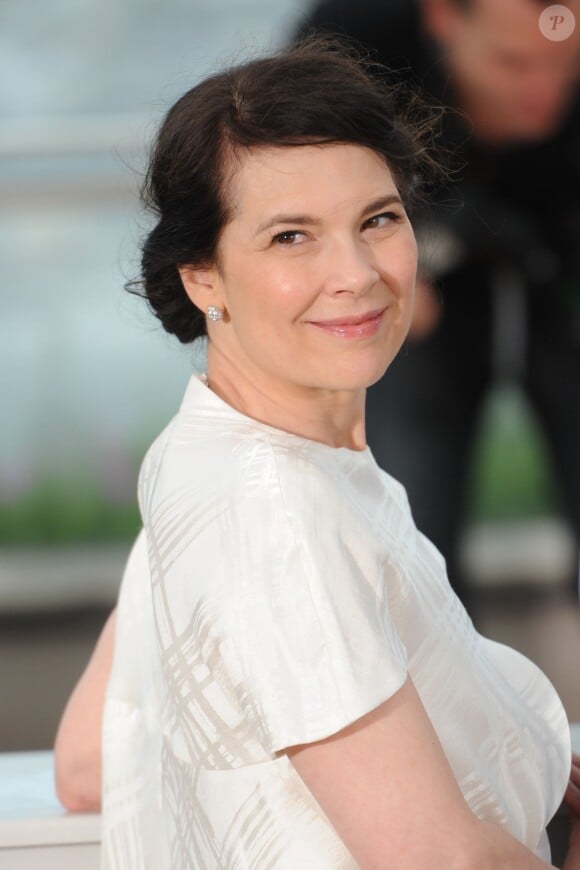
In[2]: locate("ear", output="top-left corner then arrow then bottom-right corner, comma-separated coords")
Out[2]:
178,264 -> 224,315
420,0 -> 464,46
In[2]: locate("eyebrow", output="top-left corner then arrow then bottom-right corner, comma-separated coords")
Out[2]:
255,194 -> 404,235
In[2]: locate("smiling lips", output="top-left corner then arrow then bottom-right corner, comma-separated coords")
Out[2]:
308,306 -> 388,338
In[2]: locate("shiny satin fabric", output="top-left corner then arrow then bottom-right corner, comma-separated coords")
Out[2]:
101,373 -> 571,869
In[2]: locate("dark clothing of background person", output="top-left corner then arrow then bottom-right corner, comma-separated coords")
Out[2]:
293,0 -> 580,605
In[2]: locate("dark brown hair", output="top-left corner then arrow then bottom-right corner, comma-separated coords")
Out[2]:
129,37 -> 445,344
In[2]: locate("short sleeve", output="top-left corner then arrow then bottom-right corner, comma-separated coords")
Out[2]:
223,447 -> 408,755
143,435 -> 408,758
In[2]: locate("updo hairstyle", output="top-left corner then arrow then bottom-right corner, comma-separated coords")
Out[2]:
130,37 -> 444,343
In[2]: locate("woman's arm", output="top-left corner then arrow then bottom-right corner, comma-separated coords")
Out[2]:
53,607 -> 116,812
52,601 -> 573,868
284,677 -> 561,869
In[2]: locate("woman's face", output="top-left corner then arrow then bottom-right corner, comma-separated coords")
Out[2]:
191,143 -> 417,394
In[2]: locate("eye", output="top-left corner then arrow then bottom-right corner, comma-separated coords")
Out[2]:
362,211 -> 403,230
271,230 -> 307,246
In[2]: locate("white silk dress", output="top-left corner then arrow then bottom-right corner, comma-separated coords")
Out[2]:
101,372 -> 571,869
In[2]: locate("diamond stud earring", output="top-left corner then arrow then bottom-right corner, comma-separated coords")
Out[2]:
207,305 -> 224,322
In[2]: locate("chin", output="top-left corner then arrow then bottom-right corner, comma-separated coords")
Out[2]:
511,112 -> 564,141
325,355 -> 395,393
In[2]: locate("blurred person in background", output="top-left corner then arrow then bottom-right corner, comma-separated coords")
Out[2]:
295,0 -> 580,605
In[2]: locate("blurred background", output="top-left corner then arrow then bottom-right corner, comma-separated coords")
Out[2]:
1,0 -> 579,754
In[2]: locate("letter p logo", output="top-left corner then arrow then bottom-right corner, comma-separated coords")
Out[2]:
539,5 -> 576,41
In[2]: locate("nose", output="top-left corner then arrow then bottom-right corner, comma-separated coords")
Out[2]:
321,236 -> 380,297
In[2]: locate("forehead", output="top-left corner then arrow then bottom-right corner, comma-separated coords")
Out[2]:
225,143 -> 399,219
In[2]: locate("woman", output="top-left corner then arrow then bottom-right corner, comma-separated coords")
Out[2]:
56,39 -> 580,868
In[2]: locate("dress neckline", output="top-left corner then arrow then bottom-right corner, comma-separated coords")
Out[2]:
180,371 -> 373,459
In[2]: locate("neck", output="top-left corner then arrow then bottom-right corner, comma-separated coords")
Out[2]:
205,343 -> 368,451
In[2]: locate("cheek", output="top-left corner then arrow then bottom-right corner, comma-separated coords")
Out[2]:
402,249 -> 418,289
228,257 -> 314,342
254,261 -> 315,323
387,234 -> 418,293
